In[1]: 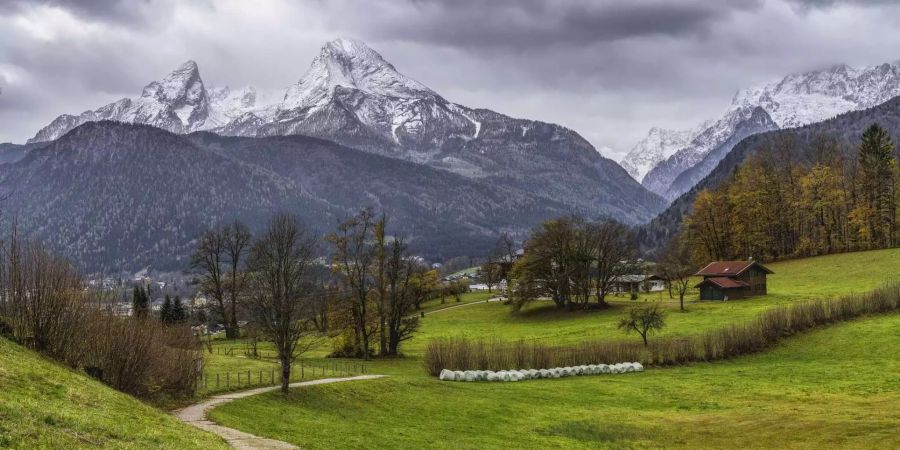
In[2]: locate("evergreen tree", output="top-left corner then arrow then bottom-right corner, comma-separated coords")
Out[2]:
160,295 -> 173,323
172,296 -> 187,323
132,285 -> 149,318
857,123 -> 897,247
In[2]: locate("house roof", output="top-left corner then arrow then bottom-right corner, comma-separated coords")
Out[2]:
695,260 -> 773,277
613,274 -> 665,283
694,277 -> 750,289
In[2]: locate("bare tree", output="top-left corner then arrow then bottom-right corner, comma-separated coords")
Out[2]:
618,304 -> 666,346
658,238 -> 695,311
592,220 -> 638,306
246,214 -> 320,394
222,221 -> 252,338
384,237 -> 420,355
191,230 -> 227,334
479,260 -> 501,293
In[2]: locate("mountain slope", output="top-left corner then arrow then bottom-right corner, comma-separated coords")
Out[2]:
2,122 -> 326,270
640,94 -> 900,251
637,60 -> 900,202
27,38 -> 664,224
0,336 -> 228,449
2,121 -> 582,270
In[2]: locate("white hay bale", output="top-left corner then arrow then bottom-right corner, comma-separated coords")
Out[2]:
539,369 -> 550,378
528,369 -> 539,378
439,369 -> 455,381
454,371 -> 465,380
464,371 -> 476,381
486,371 -> 499,381
551,368 -> 561,378
519,370 -> 530,379
633,362 -> 644,372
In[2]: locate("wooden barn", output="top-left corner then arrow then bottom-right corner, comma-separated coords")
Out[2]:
694,260 -> 773,300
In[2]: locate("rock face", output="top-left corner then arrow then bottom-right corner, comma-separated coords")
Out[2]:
26,38 -> 664,225
619,127 -> 698,183
636,60 -> 900,202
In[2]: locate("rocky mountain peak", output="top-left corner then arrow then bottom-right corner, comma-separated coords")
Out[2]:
280,38 -> 435,112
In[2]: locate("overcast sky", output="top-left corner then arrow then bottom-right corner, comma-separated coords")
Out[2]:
2,0 -> 900,159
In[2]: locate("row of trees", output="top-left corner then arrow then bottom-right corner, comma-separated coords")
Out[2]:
191,210 -> 441,392
507,217 -> 638,311
683,124 -> 900,262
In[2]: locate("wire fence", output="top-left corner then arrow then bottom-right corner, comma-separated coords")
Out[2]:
200,351 -> 367,393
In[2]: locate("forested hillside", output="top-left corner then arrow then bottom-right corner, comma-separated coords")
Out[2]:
640,95 -> 900,256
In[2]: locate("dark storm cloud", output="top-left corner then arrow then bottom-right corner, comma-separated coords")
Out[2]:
335,0 -> 763,50
0,0 -> 161,24
2,0 -> 900,156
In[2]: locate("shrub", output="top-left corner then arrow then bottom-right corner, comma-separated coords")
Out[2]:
424,283 -> 900,376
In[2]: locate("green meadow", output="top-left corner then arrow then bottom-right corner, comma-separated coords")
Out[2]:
208,248 -> 900,449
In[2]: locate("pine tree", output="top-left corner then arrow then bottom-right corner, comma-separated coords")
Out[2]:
172,296 -> 186,323
160,295 -> 173,323
857,123 -> 897,247
132,285 -> 149,318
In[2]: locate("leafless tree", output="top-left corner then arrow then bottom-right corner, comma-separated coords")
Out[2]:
384,237 -> 420,355
222,221 -> 252,338
658,238 -> 696,311
327,208 -> 378,360
191,230 -> 227,334
246,214 -> 321,394
0,233 -> 87,366
592,220 -> 638,306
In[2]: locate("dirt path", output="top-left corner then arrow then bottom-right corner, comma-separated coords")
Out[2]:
175,375 -> 385,450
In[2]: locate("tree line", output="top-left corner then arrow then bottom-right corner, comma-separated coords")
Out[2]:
681,123 -> 900,263
190,209 -> 444,393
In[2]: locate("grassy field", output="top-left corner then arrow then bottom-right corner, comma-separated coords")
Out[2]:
210,314 -> 900,449
207,248 -> 900,449
0,337 -> 228,449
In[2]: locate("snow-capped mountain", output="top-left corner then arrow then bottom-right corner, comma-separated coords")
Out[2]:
639,60 -> 900,202
26,38 -> 664,225
29,60 -> 275,143
619,127 -> 699,182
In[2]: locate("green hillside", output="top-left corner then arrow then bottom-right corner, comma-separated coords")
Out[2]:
0,337 -> 228,449
208,248 -> 900,449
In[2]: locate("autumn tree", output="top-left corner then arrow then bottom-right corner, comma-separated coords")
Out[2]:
328,209 -> 379,360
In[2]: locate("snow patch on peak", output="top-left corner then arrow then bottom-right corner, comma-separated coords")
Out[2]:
619,127 -> 697,182
280,39 -> 435,113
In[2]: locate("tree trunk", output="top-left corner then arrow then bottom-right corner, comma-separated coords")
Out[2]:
280,359 -> 291,394
641,332 -> 648,346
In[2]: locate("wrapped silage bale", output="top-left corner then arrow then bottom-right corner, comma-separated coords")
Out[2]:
486,371 -> 499,382
539,369 -> 550,378
551,368 -> 561,378
500,371 -> 511,381
439,369 -> 455,381
528,369 -> 539,378
519,370 -> 531,380
463,371 -> 475,382
633,362 -> 644,372
625,363 -> 636,373
454,371 -> 465,380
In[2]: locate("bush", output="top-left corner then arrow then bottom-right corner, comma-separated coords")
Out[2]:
424,283 -> 900,375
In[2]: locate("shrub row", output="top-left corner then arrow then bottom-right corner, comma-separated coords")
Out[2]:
0,236 -> 200,398
424,283 -> 900,376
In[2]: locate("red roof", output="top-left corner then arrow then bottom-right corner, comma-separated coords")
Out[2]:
694,277 -> 750,289
695,260 -> 773,277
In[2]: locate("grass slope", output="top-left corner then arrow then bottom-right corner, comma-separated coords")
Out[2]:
209,249 -> 900,448
409,248 -> 900,350
0,337 -> 228,449
213,314 -> 900,449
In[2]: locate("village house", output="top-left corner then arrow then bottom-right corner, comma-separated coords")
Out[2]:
694,260 -> 773,300
611,274 -> 666,293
